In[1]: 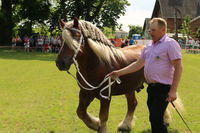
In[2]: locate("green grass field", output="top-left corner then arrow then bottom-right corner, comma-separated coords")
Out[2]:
0,49 -> 199,133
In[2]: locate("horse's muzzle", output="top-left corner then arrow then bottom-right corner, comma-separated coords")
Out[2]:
55,57 -> 72,71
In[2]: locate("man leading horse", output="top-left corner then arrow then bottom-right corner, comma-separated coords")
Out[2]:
109,17 -> 183,133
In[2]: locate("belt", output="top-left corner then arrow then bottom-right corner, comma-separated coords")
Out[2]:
148,83 -> 171,87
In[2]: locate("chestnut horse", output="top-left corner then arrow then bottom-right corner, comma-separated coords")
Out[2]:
55,18 -> 176,133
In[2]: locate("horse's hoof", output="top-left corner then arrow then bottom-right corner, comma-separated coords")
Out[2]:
117,127 -> 131,133
117,118 -> 134,132
164,122 -> 170,127
117,124 -> 131,132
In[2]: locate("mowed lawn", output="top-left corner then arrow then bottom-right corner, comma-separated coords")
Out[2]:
0,49 -> 199,133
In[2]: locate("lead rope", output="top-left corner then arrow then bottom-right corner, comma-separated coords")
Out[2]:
67,59 -> 121,100
63,27 -> 121,100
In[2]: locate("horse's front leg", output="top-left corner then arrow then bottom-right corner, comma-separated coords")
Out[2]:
118,90 -> 137,132
76,90 -> 100,131
98,98 -> 111,133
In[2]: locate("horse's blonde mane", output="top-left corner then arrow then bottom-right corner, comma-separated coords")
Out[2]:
62,20 -> 126,65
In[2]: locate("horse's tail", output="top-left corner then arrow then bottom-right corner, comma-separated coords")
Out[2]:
164,93 -> 185,125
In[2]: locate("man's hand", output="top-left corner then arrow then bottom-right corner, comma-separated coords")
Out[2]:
108,59 -> 145,80
108,71 -> 120,80
166,89 -> 177,102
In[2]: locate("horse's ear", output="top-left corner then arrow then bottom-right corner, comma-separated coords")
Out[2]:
59,18 -> 65,30
73,17 -> 79,28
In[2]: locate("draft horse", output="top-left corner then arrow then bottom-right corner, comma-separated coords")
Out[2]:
56,18 -> 169,133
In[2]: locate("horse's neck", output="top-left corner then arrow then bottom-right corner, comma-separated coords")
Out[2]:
76,50 -> 109,85
76,45 -> 144,83
77,47 -> 100,70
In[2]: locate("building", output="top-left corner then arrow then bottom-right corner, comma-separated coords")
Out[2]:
143,0 -> 200,39
189,16 -> 200,33
115,30 -> 128,39
143,18 -> 151,39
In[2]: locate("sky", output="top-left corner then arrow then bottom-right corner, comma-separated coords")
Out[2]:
117,0 -> 156,32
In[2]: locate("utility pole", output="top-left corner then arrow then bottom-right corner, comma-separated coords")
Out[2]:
175,7 -> 189,49
174,8 -> 178,41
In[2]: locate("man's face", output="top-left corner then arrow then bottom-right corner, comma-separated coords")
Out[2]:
149,22 -> 165,43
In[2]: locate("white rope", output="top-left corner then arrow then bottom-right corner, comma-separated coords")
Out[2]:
67,60 -> 121,100
63,27 -> 121,100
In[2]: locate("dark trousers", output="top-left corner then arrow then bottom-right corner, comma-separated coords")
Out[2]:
147,83 -> 171,133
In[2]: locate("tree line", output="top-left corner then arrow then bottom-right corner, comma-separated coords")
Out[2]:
0,0 -> 130,45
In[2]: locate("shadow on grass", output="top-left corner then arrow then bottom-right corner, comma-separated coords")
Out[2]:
139,129 -> 151,133
118,130 -> 132,133
0,48 -> 57,61
139,128 -> 179,133
117,128 -> 179,133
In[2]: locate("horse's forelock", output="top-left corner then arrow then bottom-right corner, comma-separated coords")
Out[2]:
62,29 -> 79,51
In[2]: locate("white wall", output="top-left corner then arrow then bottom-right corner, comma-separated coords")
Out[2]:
135,39 -> 151,45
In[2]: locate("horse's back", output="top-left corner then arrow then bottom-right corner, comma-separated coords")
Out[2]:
120,44 -> 145,64
110,45 -> 145,95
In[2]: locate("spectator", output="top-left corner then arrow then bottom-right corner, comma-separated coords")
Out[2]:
111,39 -> 115,45
11,37 -> 17,50
52,36 -> 58,53
188,38 -> 195,49
125,39 -> 129,46
55,45 -> 59,53
57,36 -> 62,47
178,38 -> 183,47
24,35 -> 30,53
37,36 -> 44,52
44,36 -> 50,52
121,39 -> 127,48
129,38 -> 134,45
29,36 -> 34,48
194,39 -> 199,49
48,44 -> 52,53
34,35 -> 39,48
16,36 -> 22,46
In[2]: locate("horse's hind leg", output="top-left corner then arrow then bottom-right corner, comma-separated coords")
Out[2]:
118,90 -> 137,132
76,90 -> 100,131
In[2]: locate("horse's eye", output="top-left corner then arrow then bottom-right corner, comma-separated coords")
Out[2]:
72,36 -> 79,40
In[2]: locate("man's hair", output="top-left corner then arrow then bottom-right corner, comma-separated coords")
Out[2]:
149,18 -> 167,31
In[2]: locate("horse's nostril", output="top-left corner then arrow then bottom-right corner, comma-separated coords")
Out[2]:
56,57 -> 72,71
62,61 -> 65,67
56,59 -> 69,71
56,60 -> 64,70
56,61 -> 60,68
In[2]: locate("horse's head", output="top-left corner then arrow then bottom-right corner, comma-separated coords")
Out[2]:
56,18 -> 84,71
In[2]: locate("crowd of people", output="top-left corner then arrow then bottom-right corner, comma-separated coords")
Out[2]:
110,38 -> 136,48
120,38 -> 135,48
11,34 -> 200,53
178,37 -> 200,49
11,34 -> 62,53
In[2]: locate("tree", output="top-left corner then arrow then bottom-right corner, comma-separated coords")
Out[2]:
117,24 -> 123,31
128,25 -> 143,38
0,0 -> 51,45
103,27 -> 115,39
1,0 -> 130,45
49,0 -> 130,30
178,16 -> 191,38
0,0 -> 12,45
17,0 -> 51,36
195,26 -> 200,40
